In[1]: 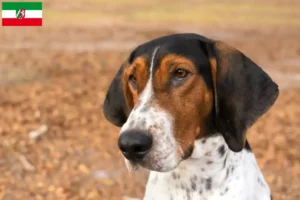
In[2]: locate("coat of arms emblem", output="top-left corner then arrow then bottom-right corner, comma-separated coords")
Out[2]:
16,8 -> 25,20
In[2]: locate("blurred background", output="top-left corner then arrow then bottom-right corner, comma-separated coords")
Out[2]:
0,0 -> 300,199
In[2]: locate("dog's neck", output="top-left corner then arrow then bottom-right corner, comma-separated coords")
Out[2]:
181,134 -> 236,181
144,134 -> 271,200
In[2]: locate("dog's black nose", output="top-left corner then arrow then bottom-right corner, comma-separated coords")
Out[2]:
118,131 -> 152,161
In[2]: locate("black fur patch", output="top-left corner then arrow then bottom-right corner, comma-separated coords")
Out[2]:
206,39 -> 279,152
218,145 -> 225,157
205,178 -> 212,191
223,154 -> 228,168
190,175 -> 197,191
172,172 -> 180,180
207,160 -> 213,165
199,187 -> 203,195
225,168 -> 230,180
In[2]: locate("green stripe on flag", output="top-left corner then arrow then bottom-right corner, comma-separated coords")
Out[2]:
2,2 -> 42,10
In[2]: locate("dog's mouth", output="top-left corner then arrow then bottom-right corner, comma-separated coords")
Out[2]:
123,150 -> 186,172
122,142 -> 196,172
126,160 -> 178,172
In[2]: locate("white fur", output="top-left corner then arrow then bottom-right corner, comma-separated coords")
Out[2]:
144,135 -> 271,200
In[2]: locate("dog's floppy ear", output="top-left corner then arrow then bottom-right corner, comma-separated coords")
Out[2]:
103,64 -> 130,127
205,40 -> 279,152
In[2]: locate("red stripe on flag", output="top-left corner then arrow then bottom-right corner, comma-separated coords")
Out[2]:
2,18 -> 42,26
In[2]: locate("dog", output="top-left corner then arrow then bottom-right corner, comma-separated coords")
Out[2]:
103,33 -> 278,200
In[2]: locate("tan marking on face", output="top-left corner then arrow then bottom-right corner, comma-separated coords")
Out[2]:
123,57 -> 148,109
153,54 -> 213,154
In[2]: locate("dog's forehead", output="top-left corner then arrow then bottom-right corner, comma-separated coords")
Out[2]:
129,34 -> 211,68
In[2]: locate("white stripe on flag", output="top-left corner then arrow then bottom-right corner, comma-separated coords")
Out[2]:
2,10 -> 42,18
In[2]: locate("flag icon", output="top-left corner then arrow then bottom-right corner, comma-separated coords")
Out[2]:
2,2 -> 42,26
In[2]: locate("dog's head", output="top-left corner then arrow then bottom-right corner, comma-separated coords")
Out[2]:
103,34 -> 279,172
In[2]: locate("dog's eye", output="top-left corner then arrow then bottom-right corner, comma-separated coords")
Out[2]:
129,75 -> 137,88
174,69 -> 189,79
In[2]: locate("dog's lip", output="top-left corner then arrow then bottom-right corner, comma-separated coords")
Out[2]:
139,162 -> 178,172
134,155 -> 180,172
122,150 -> 150,162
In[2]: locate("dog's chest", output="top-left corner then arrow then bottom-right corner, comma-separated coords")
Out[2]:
144,168 -> 244,200
143,137 -> 271,200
